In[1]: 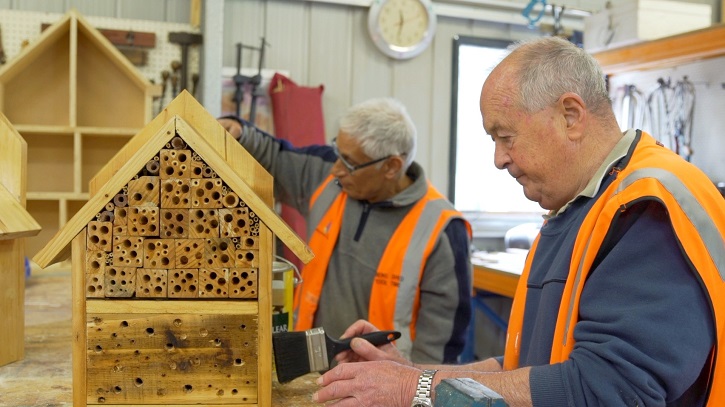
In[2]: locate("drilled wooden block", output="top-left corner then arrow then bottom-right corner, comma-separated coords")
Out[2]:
168,269 -> 199,298
159,149 -> 192,179
113,236 -> 145,267
114,207 -> 128,225
127,206 -> 160,236
234,249 -> 260,268
85,252 -> 106,298
190,178 -> 223,208
104,266 -> 136,298
160,178 -> 191,208
87,250 -> 107,273
229,268 -> 258,299
219,208 -> 251,238
86,269 -> 105,298
136,268 -> 168,297
203,238 -> 235,268
237,235 -> 259,250
87,221 -> 113,251
86,313 -> 259,405
160,209 -> 189,239
127,176 -> 160,206
199,268 -> 229,298
189,208 -> 220,238
143,239 -> 175,269
113,224 -> 128,236
190,158 -> 205,178
175,239 -> 205,268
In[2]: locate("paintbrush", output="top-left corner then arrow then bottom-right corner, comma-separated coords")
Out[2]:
273,327 -> 401,383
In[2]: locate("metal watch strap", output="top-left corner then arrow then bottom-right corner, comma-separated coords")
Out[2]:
414,369 -> 437,400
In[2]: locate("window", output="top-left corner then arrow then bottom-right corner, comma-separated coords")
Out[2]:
449,36 -> 545,215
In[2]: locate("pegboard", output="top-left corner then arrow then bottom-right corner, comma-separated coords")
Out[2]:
0,9 -> 201,102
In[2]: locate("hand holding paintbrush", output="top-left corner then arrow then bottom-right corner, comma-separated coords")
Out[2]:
273,327 -> 401,383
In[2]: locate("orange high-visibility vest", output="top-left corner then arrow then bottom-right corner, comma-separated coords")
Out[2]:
504,132 -> 725,405
294,175 -> 471,342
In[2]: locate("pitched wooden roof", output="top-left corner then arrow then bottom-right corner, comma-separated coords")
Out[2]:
33,91 -> 313,268
0,113 -> 41,240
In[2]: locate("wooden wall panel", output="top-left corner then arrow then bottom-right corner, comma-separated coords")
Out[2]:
392,50 -> 435,174
309,2 -> 354,139
349,10 -> 393,109
222,0 -> 266,68
429,18 -> 469,192
264,1 -> 310,86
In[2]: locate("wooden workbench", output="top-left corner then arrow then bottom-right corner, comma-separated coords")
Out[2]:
0,268 -> 320,407
472,251 -> 526,298
2,254 -> 527,406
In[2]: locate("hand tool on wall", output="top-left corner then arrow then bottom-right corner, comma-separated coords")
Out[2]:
168,31 -> 203,93
191,73 -> 199,97
0,24 -> 6,65
170,61 -> 181,97
159,70 -> 170,111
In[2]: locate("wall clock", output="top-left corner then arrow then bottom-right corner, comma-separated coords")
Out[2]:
367,0 -> 437,60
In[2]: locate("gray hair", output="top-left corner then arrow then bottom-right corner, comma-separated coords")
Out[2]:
338,98 -> 416,171
508,36 -> 611,115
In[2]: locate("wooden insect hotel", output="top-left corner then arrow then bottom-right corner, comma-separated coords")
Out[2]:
33,91 -> 313,406
0,112 -> 42,367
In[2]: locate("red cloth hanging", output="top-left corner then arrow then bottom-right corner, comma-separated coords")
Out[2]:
268,73 -> 325,270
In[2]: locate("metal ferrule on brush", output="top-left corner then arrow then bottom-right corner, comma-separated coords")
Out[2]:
306,328 -> 329,372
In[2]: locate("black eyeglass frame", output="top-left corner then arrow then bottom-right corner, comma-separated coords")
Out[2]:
331,137 -> 392,174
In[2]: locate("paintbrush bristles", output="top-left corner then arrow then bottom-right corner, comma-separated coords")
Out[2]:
273,331 -> 312,384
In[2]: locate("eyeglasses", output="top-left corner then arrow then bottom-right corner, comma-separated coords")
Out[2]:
332,137 -> 391,174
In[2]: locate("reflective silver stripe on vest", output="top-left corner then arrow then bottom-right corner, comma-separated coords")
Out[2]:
307,178 -> 340,240
620,168 -> 725,279
564,167 -> 725,346
394,197 -> 459,360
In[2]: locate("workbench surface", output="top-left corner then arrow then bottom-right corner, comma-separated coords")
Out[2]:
0,268 -> 321,406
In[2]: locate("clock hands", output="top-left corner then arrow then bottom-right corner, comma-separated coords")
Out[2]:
398,9 -> 404,40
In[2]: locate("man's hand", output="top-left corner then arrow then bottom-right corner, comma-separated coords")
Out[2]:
313,360 -> 419,406
218,118 -> 242,140
334,320 -> 411,366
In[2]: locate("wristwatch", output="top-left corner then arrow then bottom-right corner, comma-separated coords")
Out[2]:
410,369 -> 437,407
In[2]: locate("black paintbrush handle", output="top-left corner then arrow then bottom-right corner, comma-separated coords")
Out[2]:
327,330 -> 401,356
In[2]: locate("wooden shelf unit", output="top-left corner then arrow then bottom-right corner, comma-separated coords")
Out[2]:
592,24 -> 725,75
0,10 -> 158,259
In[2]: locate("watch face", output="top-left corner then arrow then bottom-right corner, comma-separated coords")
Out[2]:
410,398 -> 433,407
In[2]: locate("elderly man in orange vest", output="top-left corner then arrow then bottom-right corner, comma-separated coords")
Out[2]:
219,98 -> 472,364
312,37 -> 724,407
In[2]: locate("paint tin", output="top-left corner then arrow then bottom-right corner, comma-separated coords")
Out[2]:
272,259 -> 295,333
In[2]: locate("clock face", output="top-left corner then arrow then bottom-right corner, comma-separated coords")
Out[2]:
368,0 -> 436,60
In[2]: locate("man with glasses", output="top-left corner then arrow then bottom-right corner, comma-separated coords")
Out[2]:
219,98 -> 472,364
